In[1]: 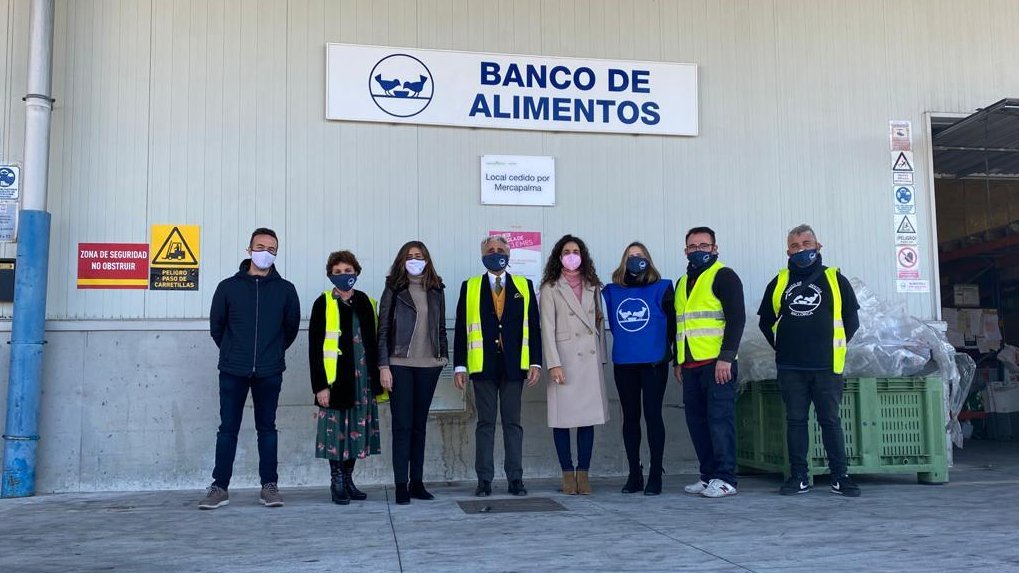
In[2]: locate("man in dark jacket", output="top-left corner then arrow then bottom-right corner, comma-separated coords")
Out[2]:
453,235 -> 542,497
198,228 -> 300,510
758,224 -> 861,498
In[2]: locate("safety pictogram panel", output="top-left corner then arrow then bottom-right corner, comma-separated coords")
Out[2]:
149,224 -> 200,291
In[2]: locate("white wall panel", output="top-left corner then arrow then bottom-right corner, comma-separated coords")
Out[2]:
0,0 -> 27,318
3,0 -> 1019,493
0,0 -> 1017,319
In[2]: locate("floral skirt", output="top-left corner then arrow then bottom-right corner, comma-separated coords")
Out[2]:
315,403 -> 381,461
315,311 -> 381,461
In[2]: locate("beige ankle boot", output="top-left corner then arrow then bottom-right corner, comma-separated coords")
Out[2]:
576,470 -> 592,495
561,470 -> 578,495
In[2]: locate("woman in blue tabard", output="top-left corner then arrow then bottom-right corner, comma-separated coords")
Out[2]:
602,242 -> 675,496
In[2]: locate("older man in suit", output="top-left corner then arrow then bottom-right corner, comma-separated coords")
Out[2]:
454,235 -> 543,497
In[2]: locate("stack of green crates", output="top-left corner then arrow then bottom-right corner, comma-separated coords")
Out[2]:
735,377 -> 948,484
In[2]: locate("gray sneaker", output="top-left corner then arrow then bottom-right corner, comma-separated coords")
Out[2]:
198,485 -> 229,510
260,482 -> 284,507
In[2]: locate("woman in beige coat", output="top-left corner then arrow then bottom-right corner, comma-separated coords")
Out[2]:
539,234 -> 610,495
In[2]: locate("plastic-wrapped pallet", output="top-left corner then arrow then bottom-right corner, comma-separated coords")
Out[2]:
736,326 -> 776,386
737,277 -> 974,452
843,278 -> 929,376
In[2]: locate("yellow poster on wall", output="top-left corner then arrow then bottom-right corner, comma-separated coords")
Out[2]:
149,224 -> 200,291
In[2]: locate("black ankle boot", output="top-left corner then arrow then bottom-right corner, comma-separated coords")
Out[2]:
621,464 -> 645,494
394,483 -> 410,505
409,480 -> 435,500
330,461 -> 350,505
342,459 -> 367,501
644,466 -> 663,496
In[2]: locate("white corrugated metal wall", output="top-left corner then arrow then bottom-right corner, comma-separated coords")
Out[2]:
0,0 -> 26,318
2,0 -> 1019,493
1,0 -> 1019,318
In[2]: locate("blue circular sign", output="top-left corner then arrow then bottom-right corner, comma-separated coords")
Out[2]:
895,186 -> 912,204
0,168 -> 15,188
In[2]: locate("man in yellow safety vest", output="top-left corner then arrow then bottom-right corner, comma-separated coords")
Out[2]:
758,224 -> 861,497
674,226 -> 745,499
453,235 -> 542,497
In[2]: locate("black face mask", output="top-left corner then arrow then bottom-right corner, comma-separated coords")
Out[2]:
329,274 -> 357,291
482,252 -> 509,272
687,251 -> 713,269
626,256 -> 648,275
789,249 -> 819,269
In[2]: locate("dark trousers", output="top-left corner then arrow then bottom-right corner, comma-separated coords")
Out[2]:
777,369 -> 848,478
212,371 -> 283,489
613,362 -> 669,472
473,376 -> 524,482
389,365 -> 442,484
682,360 -> 738,486
553,426 -> 594,471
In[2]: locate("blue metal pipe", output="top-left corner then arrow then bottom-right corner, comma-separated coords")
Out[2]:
2,210 -> 51,498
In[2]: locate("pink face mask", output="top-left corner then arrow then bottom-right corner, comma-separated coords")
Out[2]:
561,253 -> 582,271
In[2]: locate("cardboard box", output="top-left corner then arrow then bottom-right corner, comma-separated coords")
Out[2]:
942,307 -> 1002,351
983,382 -> 1019,414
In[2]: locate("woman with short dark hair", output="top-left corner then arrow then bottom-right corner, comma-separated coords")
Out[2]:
308,250 -> 383,505
377,241 -> 448,505
602,242 -> 675,495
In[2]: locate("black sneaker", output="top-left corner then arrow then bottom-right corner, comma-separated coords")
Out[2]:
831,474 -> 861,497
779,476 -> 811,495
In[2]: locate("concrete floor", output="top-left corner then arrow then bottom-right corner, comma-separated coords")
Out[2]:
3,441 -> 1019,573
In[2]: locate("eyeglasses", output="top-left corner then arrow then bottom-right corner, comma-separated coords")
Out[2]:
685,243 -> 714,251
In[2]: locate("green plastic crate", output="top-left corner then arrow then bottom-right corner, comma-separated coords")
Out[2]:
736,377 -> 948,484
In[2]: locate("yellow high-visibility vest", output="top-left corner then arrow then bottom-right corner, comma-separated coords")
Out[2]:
322,292 -> 385,400
771,267 -> 847,374
465,274 -> 531,374
675,261 -> 727,362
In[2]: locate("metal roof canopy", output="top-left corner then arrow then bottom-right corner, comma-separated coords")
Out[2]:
933,98 -> 1019,179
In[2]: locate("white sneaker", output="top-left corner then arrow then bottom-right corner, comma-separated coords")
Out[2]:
683,480 -> 708,494
701,479 -> 737,498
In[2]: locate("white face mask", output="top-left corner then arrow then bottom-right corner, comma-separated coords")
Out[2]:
250,250 -> 276,270
405,259 -> 428,276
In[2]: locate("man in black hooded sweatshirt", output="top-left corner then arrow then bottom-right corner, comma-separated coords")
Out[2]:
758,224 -> 861,498
199,227 -> 301,510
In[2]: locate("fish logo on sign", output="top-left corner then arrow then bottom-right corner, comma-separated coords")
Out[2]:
369,54 -> 434,118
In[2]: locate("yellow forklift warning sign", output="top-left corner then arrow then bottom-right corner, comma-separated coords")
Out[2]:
150,225 -> 200,291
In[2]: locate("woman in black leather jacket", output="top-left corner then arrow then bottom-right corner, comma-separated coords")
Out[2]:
377,241 -> 448,505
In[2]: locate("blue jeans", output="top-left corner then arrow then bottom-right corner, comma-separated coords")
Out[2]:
777,369 -> 847,478
212,371 -> 283,489
682,361 -> 738,486
553,426 -> 594,471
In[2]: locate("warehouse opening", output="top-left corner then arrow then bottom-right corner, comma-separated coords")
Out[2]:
932,99 -> 1019,444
